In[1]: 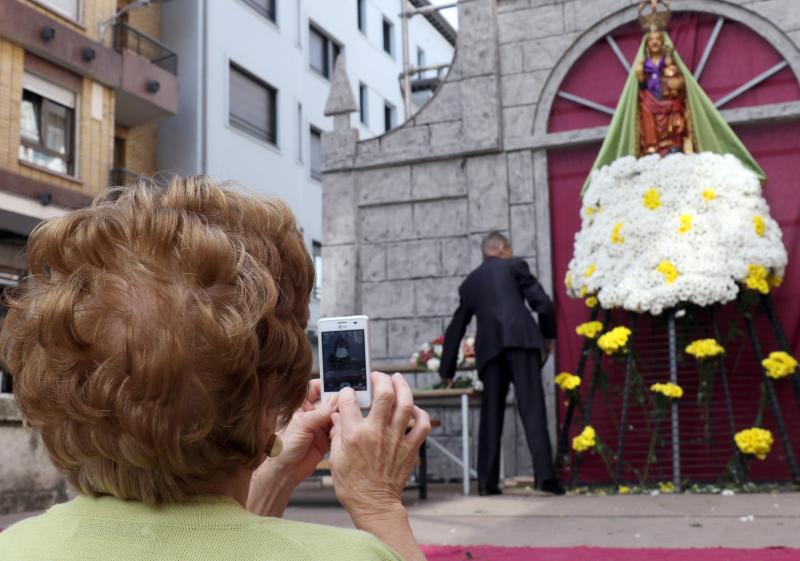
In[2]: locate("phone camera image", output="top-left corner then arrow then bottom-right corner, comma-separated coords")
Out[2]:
321,329 -> 368,392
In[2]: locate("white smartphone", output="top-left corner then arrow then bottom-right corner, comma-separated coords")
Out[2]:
318,315 -> 372,408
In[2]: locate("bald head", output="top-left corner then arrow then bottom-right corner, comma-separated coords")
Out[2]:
481,232 -> 512,259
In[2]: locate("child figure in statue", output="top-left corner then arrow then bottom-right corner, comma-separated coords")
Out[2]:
635,28 -> 694,156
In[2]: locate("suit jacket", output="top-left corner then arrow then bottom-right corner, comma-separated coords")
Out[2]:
439,257 -> 556,379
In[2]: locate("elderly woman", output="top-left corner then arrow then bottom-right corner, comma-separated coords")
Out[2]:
0,177 -> 430,561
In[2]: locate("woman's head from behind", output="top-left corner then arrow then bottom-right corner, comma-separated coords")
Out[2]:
0,176 -> 314,505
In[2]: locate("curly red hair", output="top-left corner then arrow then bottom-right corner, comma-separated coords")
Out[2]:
0,176 -> 314,504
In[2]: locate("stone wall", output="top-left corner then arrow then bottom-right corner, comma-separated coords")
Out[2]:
321,0 -> 800,481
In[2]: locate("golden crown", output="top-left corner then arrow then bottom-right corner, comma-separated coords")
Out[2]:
638,0 -> 672,32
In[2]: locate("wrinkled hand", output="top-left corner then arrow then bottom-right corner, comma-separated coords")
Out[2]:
329,372 -> 431,521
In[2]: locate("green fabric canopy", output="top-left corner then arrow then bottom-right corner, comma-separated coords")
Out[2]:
581,33 -> 766,195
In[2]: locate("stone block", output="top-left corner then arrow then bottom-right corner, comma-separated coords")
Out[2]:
467,155 -> 509,233
508,150 -> 534,204
441,236 -> 473,277
411,159 -> 467,200
320,244 -> 358,317
456,0 -> 499,78
497,0 -> 531,14
387,317 -> 445,358
510,203 -> 537,258
321,128 -> 357,171
357,166 -> 411,206
499,43 -> 524,75
360,243 -> 386,281
750,0 -> 800,31
414,82 -> 462,125
461,76 -> 501,148
370,318 -> 389,358
360,203 -> 414,243
497,4 -> 563,43
522,33 -> 579,72
564,0 -> 633,32
322,172 -> 356,245
414,198 -> 468,238
414,371 -> 441,389
380,125 -> 430,156
501,70 -> 548,107
361,280 -> 415,319
414,276 -> 462,317
428,121 -> 464,150
386,239 -> 442,280
502,105 -> 536,142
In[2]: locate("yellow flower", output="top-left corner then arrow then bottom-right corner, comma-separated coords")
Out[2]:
745,264 -> 770,294
650,382 -> 684,400
579,286 -> 588,298
555,372 -> 582,392
583,206 -> 596,218
565,271 -> 573,290
611,222 -> 625,244
678,214 -> 692,235
585,296 -> 599,308
768,273 -> 783,288
686,339 -> 725,360
762,351 -> 798,380
572,426 -> 596,452
735,427 -> 774,460
643,188 -> 661,210
585,263 -> 597,278
597,326 -> 632,355
657,261 -> 679,284
576,321 -> 603,339
659,481 -> 675,494
753,216 -> 766,237
618,485 -> 632,495
702,189 -> 717,202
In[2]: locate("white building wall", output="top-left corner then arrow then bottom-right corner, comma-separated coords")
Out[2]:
159,0 -> 455,328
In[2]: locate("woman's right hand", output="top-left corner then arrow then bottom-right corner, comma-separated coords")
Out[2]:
329,372 -> 430,561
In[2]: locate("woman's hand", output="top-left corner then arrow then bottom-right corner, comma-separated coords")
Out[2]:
247,380 -> 335,517
329,372 -> 431,561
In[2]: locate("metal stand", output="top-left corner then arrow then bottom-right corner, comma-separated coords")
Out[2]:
761,294 -> 800,405
461,393 -> 470,495
667,310 -> 681,491
613,347 -> 635,485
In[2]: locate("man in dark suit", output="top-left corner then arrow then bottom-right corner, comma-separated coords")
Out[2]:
439,232 -> 564,496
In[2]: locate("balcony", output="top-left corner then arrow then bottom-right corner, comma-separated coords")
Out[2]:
113,22 -> 177,76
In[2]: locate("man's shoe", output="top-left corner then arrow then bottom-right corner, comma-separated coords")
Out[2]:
478,487 -> 503,496
538,479 -> 566,496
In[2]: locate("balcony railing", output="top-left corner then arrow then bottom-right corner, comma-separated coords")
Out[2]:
109,167 -> 142,187
113,22 -> 178,76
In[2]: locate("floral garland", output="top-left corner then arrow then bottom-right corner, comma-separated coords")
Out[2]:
410,335 -> 476,372
565,153 -> 787,314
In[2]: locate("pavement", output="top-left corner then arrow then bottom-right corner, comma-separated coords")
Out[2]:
2,484 -> 799,549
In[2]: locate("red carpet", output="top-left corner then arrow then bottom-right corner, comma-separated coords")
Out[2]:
420,546 -> 800,561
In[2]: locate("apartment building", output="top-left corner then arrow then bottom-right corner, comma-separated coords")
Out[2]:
158,0 -> 456,330
0,0 -> 179,392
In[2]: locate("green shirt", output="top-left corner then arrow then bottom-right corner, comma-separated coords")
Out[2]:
0,495 -> 403,561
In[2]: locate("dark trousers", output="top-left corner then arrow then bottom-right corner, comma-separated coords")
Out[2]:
477,348 -> 555,490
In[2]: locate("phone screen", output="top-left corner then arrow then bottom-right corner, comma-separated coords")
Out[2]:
321,328 -> 368,392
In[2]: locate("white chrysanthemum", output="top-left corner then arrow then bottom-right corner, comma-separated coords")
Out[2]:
566,153 -> 787,315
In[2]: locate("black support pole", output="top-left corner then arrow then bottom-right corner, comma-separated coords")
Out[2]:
761,294 -> 800,406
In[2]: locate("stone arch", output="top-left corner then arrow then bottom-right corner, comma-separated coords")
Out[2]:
532,0 -> 800,138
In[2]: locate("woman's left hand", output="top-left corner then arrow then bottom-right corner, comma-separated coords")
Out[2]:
247,380 -> 335,517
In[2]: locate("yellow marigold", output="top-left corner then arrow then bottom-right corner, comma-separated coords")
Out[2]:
735,427 -> 774,460
650,382 -> 684,400
762,351 -> 798,380
686,339 -> 725,360
702,189 -> 717,202
576,321 -> 603,339
753,216 -> 766,237
572,426 -> 596,452
768,273 -> 783,288
555,372 -> 582,392
597,326 -> 632,355
678,214 -> 692,235
611,222 -> 624,244
659,481 -> 675,494
565,271 -> 573,290
657,261 -> 679,284
618,485 -> 632,495
585,263 -> 597,278
585,296 -> 599,309
643,188 -> 661,210
745,264 -> 770,294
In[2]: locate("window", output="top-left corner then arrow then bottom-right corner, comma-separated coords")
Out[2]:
39,0 -> 80,21
241,0 -> 276,22
309,25 -> 342,79
312,241 -> 322,300
382,18 -> 394,56
359,83 -> 369,126
384,102 -> 396,132
309,126 -> 322,180
297,102 -> 303,162
19,73 -> 76,175
229,63 -> 278,145
417,47 -> 427,78
357,0 -> 366,33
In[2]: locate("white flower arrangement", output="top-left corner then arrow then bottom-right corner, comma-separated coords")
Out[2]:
565,153 -> 787,315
